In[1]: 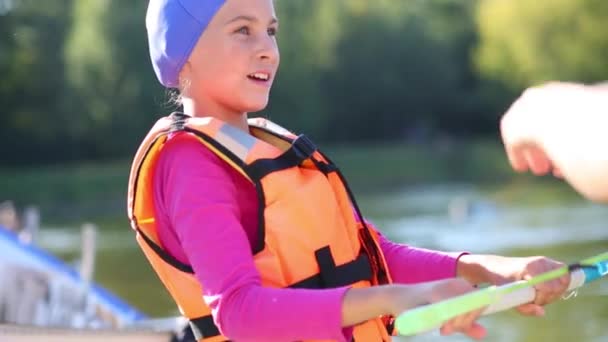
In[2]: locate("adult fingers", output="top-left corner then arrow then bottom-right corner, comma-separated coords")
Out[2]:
523,146 -> 552,175
505,144 -> 530,172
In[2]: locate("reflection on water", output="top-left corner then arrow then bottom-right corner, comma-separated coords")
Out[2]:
384,202 -> 608,254
37,227 -> 138,253
36,183 -> 608,342
361,185 -> 608,253
373,185 -> 608,342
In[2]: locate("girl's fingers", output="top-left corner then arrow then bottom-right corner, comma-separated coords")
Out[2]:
440,316 -> 468,336
464,322 -> 488,340
516,303 -> 545,316
440,321 -> 454,336
531,267 -> 569,305
440,309 -> 483,336
441,317 -> 487,340
463,309 -> 485,330
534,289 -> 547,306
559,273 -> 571,288
535,280 -> 567,305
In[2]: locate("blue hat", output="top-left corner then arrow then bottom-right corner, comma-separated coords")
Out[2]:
146,0 -> 226,88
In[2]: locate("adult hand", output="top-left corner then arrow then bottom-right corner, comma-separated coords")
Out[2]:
500,82 -> 586,176
500,81 -> 608,201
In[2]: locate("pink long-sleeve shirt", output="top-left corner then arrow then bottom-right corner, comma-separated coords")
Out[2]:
153,131 -> 462,342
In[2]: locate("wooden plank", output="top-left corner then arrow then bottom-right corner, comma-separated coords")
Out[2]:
0,324 -> 172,342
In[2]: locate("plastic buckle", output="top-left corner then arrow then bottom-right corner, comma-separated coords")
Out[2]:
292,134 -> 317,160
170,112 -> 189,132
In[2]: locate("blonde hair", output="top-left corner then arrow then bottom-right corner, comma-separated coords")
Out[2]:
167,89 -> 183,108
166,77 -> 191,109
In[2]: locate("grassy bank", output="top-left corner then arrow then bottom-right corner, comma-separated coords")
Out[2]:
1,139 -> 575,225
326,139 -> 516,190
0,160 -> 130,224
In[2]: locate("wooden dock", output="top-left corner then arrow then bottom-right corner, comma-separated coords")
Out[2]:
0,324 -> 172,342
0,208 -> 185,342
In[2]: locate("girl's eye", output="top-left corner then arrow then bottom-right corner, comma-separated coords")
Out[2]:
267,27 -> 277,36
236,26 -> 250,35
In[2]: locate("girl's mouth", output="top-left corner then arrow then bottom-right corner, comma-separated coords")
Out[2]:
247,72 -> 272,86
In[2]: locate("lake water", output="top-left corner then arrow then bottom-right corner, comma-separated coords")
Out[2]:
36,183 -> 608,342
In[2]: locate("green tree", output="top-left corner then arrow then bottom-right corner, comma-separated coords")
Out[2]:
0,0 -> 507,165
64,0 -> 164,159
476,0 -> 608,90
320,0 -> 484,141
267,1 -> 347,139
0,0 -> 73,164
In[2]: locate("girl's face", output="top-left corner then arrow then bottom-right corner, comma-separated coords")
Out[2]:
181,0 -> 279,117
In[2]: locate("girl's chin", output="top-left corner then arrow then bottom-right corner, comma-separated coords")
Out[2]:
240,99 -> 270,113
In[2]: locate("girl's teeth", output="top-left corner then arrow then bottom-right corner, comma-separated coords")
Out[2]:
250,73 -> 268,80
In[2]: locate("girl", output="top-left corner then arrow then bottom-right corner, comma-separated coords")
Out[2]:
128,0 -> 569,341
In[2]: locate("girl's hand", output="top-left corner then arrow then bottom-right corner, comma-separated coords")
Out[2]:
460,254 -> 569,316
388,279 -> 487,339
510,256 -> 569,316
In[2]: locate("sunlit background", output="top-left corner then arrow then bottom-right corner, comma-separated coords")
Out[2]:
1,0 -> 607,341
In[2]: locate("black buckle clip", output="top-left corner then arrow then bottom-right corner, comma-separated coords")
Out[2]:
292,134 -> 317,160
169,112 -> 190,132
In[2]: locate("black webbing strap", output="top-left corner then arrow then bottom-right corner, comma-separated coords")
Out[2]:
247,134 -> 317,180
136,227 -> 194,274
290,246 -> 373,289
186,247 -> 371,340
169,112 -> 190,132
189,315 -> 227,341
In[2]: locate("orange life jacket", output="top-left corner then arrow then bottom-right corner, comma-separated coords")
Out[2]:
127,113 -> 395,341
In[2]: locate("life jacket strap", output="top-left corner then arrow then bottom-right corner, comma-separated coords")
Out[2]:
289,246 -> 373,289
189,315 -> 228,341
137,226 -> 194,273
248,134 -> 335,179
169,112 -> 190,132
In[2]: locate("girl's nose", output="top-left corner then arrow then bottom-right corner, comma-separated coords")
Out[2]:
256,36 -> 279,64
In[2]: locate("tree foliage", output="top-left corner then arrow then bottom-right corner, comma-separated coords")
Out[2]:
476,0 -> 608,89
1,0 -> 603,165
